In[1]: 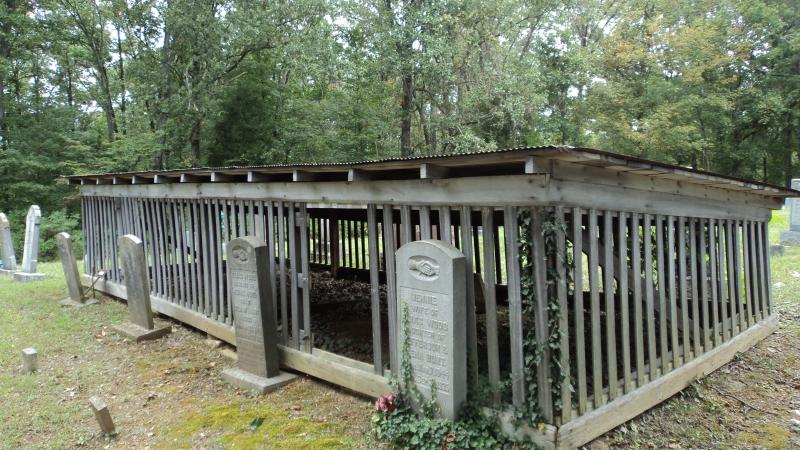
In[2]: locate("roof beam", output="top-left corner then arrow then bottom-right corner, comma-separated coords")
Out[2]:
180,173 -> 207,183
524,156 -> 549,174
348,169 -> 372,182
132,175 -> 153,184
96,178 -> 113,185
154,175 -> 179,184
293,170 -> 317,182
211,172 -> 238,182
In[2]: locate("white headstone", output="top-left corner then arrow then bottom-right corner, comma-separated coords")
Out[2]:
395,239 -> 467,421
13,206 -> 44,282
57,232 -> 96,307
0,212 -> 17,275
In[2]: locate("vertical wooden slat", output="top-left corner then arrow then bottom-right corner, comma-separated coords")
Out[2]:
277,202 -> 288,344
656,216 -> 668,373
678,218 -> 690,362
214,200 -> 225,321
748,221 -> 762,322
382,205 -> 399,373
440,206 -> 452,245
699,219 -> 712,352
742,221 -> 754,327
460,206 -> 479,383
493,223 -> 503,284
632,212 -> 645,385
400,206 -> 412,245
288,203 -> 300,348
604,211 -> 618,399
643,214 -> 657,380
756,221 -> 768,321
531,208 -> 553,420
762,221 -> 773,315
163,200 -> 175,301
716,219 -> 729,342
420,206 -> 432,240
733,221 -> 745,334
573,208 -> 587,414
555,206 -> 571,422
359,220 -> 367,270
668,216 -> 680,368
367,204 -> 383,374
205,199 -> 218,320
481,207 -> 501,403
503,207 -> 525,407
618,212 -> 632,393
472,221 -> 482,274
725,220 -> 737,337
200,199 -> 211,315
238,200 -> 246,237
173,200 -> 187,307
152,199 -> 165,297
299,204 -> 311,352
588,209 -> 603,407
266,202 -> 278,327
689,219 -> 701,356
192,200 -> 203,313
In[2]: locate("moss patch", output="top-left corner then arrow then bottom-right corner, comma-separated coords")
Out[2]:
736,424 -> 791,450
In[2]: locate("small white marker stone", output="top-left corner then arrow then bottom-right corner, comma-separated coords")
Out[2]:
21,348 -> 37,373
89,396 -> 116,434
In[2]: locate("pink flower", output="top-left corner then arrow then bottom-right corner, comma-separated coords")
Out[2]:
374,393 -> 397,413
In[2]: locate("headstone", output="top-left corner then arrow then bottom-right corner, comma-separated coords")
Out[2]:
57,232 -> 97,307
89,396 -> 116,434
0,212 -> 17,276
781,179 -> 800,245
111,235 -> 171,342
221,236 -> 296,393
13,206 -> 44,282
395,239 -> 467,421
21,347 -> 38,373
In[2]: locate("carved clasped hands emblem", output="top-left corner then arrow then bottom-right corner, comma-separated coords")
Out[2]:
231,245 -> 251,265
408,256 -> 440,281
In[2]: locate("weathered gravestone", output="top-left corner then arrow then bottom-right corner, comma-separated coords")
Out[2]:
0,212 -> 17,276
21,347 -> 38,374
395,239 -> 467,421
89,396 -> 116,435
112,235 -> 171,342
221,236 -> 297,393
57,232 -> 97,307
13,206 -> 44,282
781,178 -> 800,245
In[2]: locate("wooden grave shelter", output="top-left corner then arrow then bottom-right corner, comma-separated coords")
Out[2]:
67,145 -> 794,449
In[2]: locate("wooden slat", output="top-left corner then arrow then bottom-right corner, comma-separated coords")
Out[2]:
460,206 -> 479,383
481,207 -> 501,402
717,219 -> 729,342
288,203 -> 300,348
367,204 -> 383,374
382,205 -> 399,373
173,199 -> 187,307
748,221 -> 761,323
603,211 -> 618,400
299,204 -> 312,351
266,202 -> 278,328
643,214 -> 657,380
742,221 -> 754,327
214,199 -> 225,322
200,199 -> 211,315
531,208 -> 553,421
440,206 -> 452,245
503,207 -> 525,407
756,221 -> 768,321
667,216 -> 680,368
555,206 -> 571,422
733,220 -> 745,334
655,216 -> 668,373
618,212 -> 632,394
762,221 -> 772,315
193,200 -> 203,315
588,209 -> 604,407
573,208 -> 588,414
420,206 -> 432,240
678,218 -> 690,362
205,199 -> 218,320
278,202 -> 288,344
725,220 -> 736,337
632,212 -> 645,386
689,219 -> 701,356
699,219 -> 711,352
400,206 -> 412,245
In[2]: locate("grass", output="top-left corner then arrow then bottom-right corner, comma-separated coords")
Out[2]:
0,262 -> 376,449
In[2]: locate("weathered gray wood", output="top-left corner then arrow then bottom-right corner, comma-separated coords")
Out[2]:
367,204 -> 383,374
503,207 -> 525,407
717,219 -> 729,342
603,211 -> 618,400
763,221 -> 773,315
756,221 -> 768,321
555,206 -> 571,422
742,221 -> 754,328
643,214 -> 657,380
56,232 -> 85,305
748,221 -> 761,323
288,203 -> 300,348
531,208 -> 553,421
573,208 -> 588,414
699,219 -> 711,352
265,202 -> 278,327
382,205 -> 399,373
200,199 -> 211,314
678,218 -> 690,362
299,205 -> 311,352
192,200 -> 203,316
460,206 -> 479,384
655,215 -> 668,373
668,216 -> 680,368
440,206 -> 452,245
617,212 -> 632,394
725,220 -> 737,337
173,200 -> 187,307
400,206 -> 413,245
631,212 -> 645,386
481,207 -> 500,402
689,219 -> 701,356
277,202 -> 288,344
420,206 -> 432,240
733,221 -> 745,334
215,200 -> 225,321
588,209 -> 603,407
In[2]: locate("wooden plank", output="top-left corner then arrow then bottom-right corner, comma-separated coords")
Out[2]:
603,211 -> 618,400
588,209 -> 604,407
199,199 -> 211,315
329,212 -> 340,277
503,206 -> 525,408
420,163 -> 449,179
420,206 -> 432,240
733,220 -> 745,334
205,199 -> 218,320
655,216 -> 668,374
763,221 -> 773,315
382,205 -> 399,373
556,315 -> 779,450
531,208 -> 553,421
288,203 -> 300,348
173,199 -> 187,308
277,202 -> 288,344
214,199 -> 225,322
632,212 -> 645,386
367,204 -> 383,375
717,219 -> 729,342
725,220 -> 737,337
573,208 -> 588,414
265,202 -> 278,327
440,206 -> 452,245
460,206 -> 479,383
678,218 -> 690,362
667,216 -> 680,368
748,221 -> 761,322
482,207 -> 501,403
643,214 -> 657,380
689,219 -> 701,356
400,206 -> 412,245
555,206 -> 571,423
699,219 -> 711,352
756,221 -> 768,321
742,221 -> 754,327
617,212 -> 632,394
299,204 -> 312,352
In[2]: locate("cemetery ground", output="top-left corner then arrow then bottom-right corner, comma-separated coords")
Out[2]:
0,212 -> 796,449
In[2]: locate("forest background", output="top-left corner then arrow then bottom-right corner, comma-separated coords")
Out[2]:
0,0 -> 798,259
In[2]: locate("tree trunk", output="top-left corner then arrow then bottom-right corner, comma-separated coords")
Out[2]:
190,117 -> 202,166
116,24 -> 126,135
400,74 -> 413,156
154,21 -> 174,169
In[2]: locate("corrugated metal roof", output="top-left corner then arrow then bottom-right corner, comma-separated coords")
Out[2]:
65,145 -> 798,197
